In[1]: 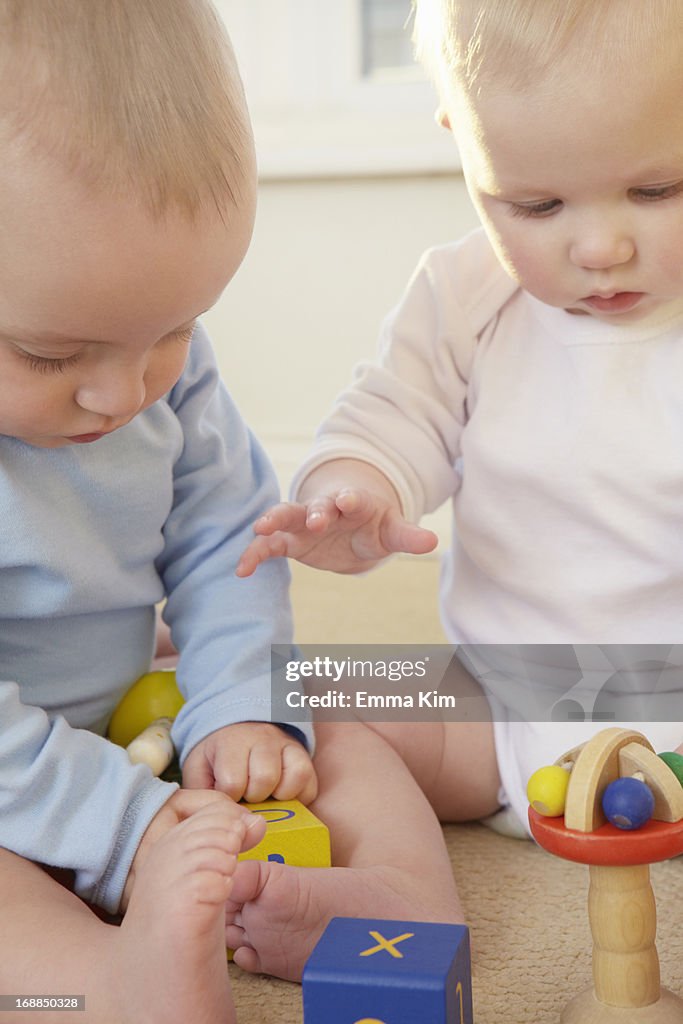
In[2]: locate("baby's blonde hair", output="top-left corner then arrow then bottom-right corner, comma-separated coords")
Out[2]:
413,0 -> 682,97
0,0 -> 253,221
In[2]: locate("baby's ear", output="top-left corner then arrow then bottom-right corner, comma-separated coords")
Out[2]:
435,107 -> 452,130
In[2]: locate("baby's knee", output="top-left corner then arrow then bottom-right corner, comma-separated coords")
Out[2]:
0,848 -> 75,916
0,846 -> 46,883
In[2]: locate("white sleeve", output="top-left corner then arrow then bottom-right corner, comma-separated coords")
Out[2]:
292,233 -> 518,522
292,249 -> 476,522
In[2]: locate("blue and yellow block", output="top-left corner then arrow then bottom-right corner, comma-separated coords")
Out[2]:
302,917 -> 473,1024
228,799 -> 330,962
238,799 -> 331,867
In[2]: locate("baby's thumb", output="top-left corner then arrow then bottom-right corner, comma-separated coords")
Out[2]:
383,510 -> 438,556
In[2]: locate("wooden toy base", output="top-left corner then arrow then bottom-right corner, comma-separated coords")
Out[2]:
528,730 -> 683,1024
561,987 -> 683,1023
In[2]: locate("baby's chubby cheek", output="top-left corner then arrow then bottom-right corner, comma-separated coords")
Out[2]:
491,236 -> 567,307
483,229 -> 534,288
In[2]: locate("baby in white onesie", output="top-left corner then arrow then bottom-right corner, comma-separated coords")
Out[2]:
235,0 -> 683,974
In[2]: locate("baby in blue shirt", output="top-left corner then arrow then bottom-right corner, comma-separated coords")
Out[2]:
0,2 -> 315,1021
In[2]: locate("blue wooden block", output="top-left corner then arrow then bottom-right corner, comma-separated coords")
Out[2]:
302,917 -> 472,1024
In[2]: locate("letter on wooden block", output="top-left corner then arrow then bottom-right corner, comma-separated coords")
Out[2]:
228,800 -> 331,961
303,917 -> 472,1023
238,799 -> 331,868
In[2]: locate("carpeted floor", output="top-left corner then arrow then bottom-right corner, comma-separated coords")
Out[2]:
228,558 -> 683,1023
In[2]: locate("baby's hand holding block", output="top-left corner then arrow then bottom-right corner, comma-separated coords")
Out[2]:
302,916 -> 472,1024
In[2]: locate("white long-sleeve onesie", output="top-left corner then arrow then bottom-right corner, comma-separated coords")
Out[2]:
293,227 -> 683,825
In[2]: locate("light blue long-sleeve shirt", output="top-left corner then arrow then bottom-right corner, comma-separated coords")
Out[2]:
0,322 -> 311,913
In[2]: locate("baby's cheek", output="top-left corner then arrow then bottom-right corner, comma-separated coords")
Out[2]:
498,238 -> 541,286
145,351 -> 188,405
505,244 -> 566,305
479,222 -> 530,286
0,379 -> 65,435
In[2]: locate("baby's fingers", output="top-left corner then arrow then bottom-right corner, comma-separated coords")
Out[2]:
334,488 -> 381,522
272,744 -> 318,805
304,495 -> 343,531
253,502 -> 309,536
236,532 -> 291,577
380,508 -> 439,556
254,498 -> 341,536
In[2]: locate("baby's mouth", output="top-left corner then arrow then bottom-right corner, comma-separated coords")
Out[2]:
582,292 -> 644,314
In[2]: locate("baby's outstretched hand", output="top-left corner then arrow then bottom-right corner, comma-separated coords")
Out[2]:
182,721 -> 318,805
236,487 -> 437,577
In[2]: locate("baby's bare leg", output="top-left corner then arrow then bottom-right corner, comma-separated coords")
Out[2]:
364,655 -> 501,822
365,721 -> 501,823
0,850 -> 121,1024
0,801 -> 256,1024
226,687 -> 500,982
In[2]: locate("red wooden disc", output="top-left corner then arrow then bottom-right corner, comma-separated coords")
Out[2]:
528,808 -> 683,865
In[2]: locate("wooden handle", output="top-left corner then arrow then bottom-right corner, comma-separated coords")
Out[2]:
588,864 -> 660,1008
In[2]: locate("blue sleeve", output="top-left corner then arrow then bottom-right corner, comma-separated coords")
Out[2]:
157,324 -> 314,762
0,682 -> 177,914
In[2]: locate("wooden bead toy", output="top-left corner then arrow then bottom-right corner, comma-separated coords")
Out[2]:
109,669 -> 184,776
527,764 -> 570,816
108,669 -> 184,749
302,917 -> 472,1024
658,751 -> 683,787
602,777 -> 655,830
528,727 -> 683,1023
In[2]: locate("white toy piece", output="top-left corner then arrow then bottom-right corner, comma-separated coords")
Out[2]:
126,717 -> 175,776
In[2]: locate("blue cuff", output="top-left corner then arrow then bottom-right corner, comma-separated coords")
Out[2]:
274,722 -> 309,749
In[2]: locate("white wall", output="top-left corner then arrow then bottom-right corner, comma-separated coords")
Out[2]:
203,172 -> 480,542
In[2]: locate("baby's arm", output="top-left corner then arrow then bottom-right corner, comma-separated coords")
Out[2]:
241,247 -> 489,577
159,324 -> 316,800
0,681 -> 177,915
237,457 -> 438,577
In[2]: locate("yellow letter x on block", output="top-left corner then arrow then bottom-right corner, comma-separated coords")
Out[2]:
359,930 -> 415,959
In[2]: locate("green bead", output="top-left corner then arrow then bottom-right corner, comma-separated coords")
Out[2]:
658,751 -> 683,787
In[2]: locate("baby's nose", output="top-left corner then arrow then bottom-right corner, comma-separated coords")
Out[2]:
75,365 -> 146,418
569,232 -> 635,270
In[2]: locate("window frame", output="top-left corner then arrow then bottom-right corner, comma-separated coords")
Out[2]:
215,0 -> 460,179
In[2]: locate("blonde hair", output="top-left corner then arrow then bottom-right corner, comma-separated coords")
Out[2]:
413,0 -> 683,97
0,0 -> 253,220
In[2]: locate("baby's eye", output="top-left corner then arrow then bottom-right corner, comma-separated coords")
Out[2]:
168,324 -> 196,344
167,327 -> 194,344
631,182 -> 683,201
19,351 -> 82,374
509,198 -> 563,219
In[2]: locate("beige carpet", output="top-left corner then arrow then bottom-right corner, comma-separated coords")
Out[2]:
228,558 -> 683,1023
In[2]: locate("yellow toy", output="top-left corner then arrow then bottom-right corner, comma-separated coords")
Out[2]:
228,799 -> 330,962
110,674 -> 330,866
239,798 -> 331,868
526,764 -> 570,817
108,669 -> 183,774
528,727 -> 683,1023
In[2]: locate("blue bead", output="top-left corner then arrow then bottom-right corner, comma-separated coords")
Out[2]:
602,777 -> 655,830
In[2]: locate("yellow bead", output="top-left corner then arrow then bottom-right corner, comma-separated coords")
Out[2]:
108,670 -> 184,748
527,765 -> 570,817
